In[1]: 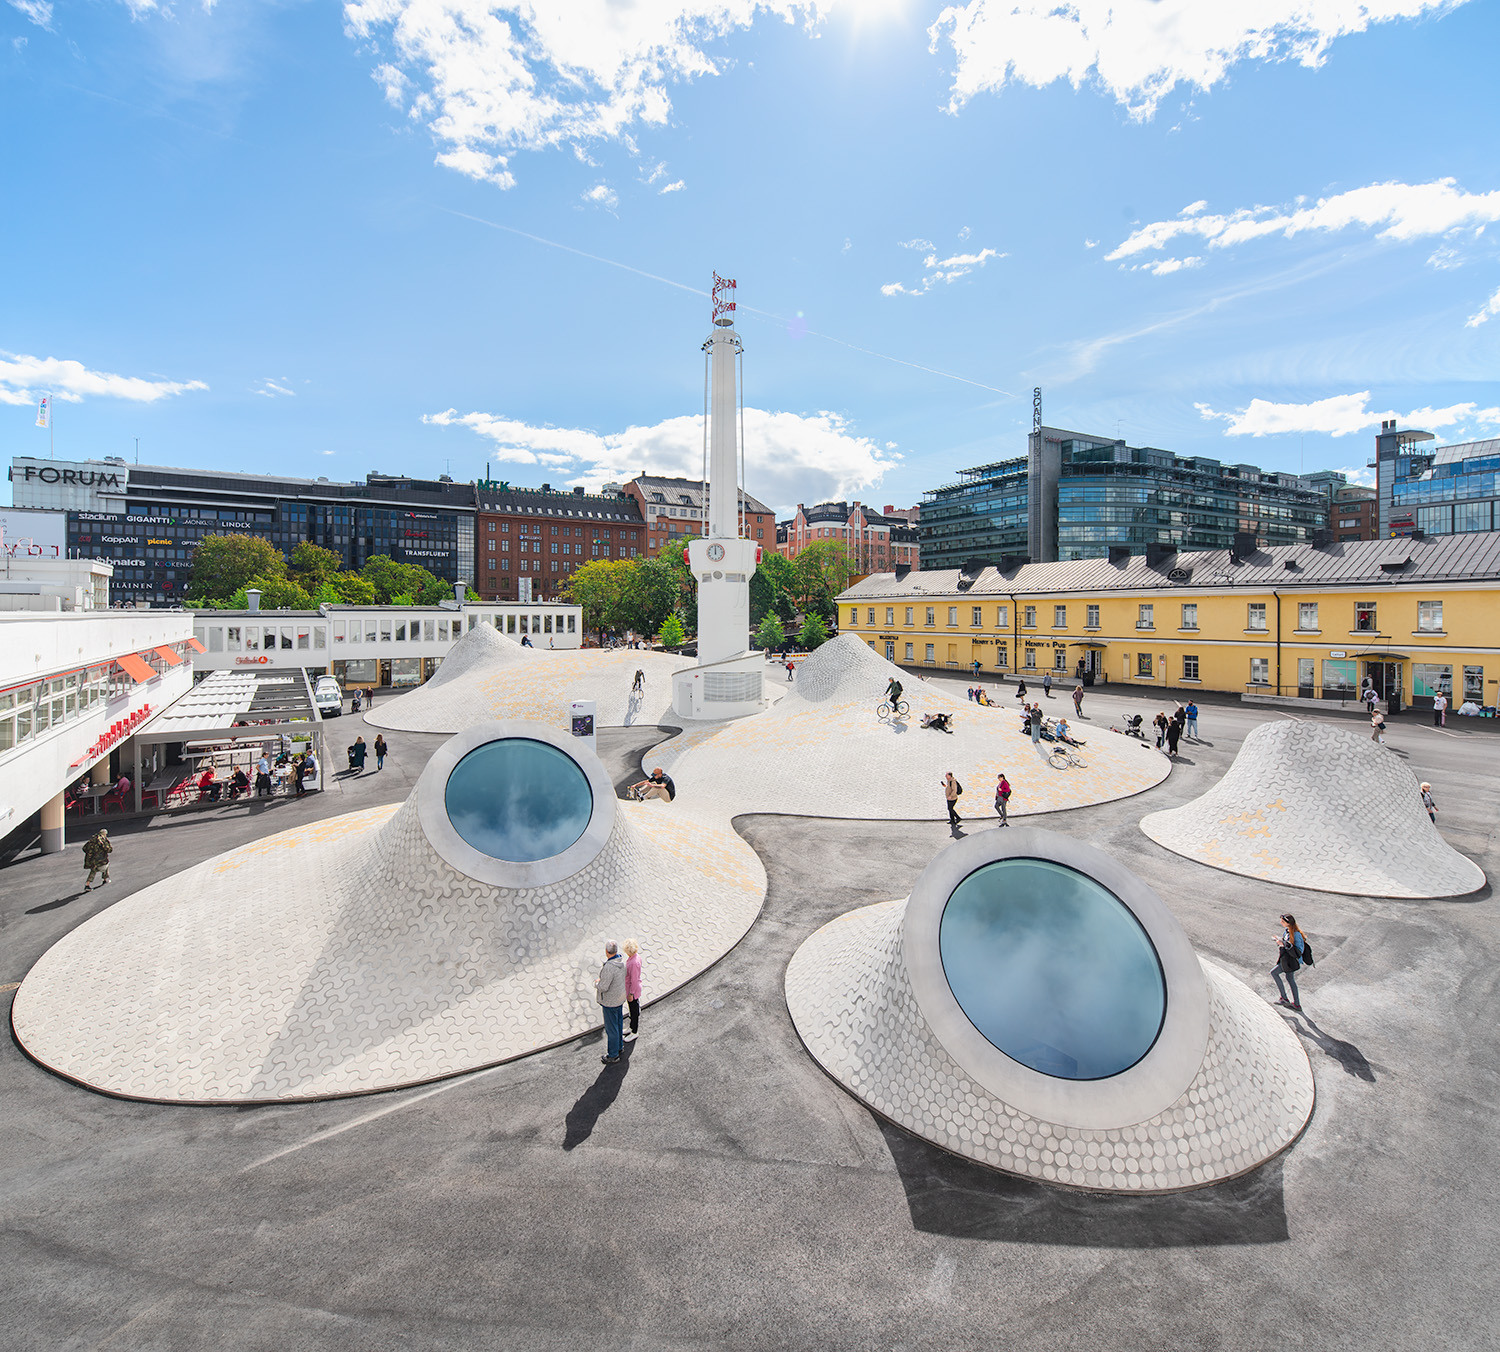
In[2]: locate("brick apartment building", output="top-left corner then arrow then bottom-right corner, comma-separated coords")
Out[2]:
475,483 -> 646,602
778,501 -> 920,573
619,475 -> 774,556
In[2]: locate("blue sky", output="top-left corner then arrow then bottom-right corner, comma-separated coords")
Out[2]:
4,1 -> 1499,517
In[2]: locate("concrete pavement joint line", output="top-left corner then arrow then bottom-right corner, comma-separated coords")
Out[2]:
1141,720 -> 1486,899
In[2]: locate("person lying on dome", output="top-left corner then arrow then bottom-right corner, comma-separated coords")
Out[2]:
921,712 -> 954,733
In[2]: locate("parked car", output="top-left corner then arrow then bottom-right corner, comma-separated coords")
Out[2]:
313,676 -> 343,718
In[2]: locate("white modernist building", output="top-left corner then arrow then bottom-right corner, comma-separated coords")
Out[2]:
191,598 -> 582,689
0,609 -> 195,852
672,274 -> 767,721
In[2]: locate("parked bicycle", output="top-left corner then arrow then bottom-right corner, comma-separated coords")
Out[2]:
1049,745 -> 1088,770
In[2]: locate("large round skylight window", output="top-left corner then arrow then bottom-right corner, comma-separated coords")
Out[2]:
902,827 -> 1210,1130
444,738 -> 594,863
938,859 -> 1166,1080
419,723 -> 616,888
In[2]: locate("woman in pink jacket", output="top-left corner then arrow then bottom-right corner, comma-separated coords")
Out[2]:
623,939 -> 642,1042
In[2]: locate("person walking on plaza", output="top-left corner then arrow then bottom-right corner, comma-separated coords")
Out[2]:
1185,701 -> 1199,740
351,736 -> 368,774
1420,782 -> 1438,823
623,939 -> 642,1042
994,773 -> 1012,827
1166,713 -> 1182,758
293,754 -> 308,799
255,752 -> 273,798
374,735 -> 388,771
1153,711 -> 1169,748
1434,691 -> 1448,727
1043,672 -> 1053,698
1272,912 -> 1308,1012
82,828 -> 111,891
1371,708 -> 1386,744
942,772 -> 961,827
1016,679 -> 1027,702
1029,704 -> 1042,745
1072,685 -> 1083,717
595,941 -> 627,1065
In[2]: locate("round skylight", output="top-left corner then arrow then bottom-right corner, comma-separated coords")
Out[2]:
938,859 -> 1166,1080
444,738 -> 594,864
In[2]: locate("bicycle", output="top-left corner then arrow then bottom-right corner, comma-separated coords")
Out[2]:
1049,745 -> 1087,770
877,700 -> 910,722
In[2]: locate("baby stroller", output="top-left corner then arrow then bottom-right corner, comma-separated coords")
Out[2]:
347,744 -> 359,770
1121,714 -> 1146,740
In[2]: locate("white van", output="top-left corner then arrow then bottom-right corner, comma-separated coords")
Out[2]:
314,676 -> 343,718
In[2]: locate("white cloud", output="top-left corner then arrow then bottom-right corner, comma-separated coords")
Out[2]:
434,146 -> 515,189
957,225 -> 971,241
1466,284 -> 1500,328
253,378 -> 296,398
1132,255 -> 1201,276
1083,238 -> 1099,249
658,178 -> 685,193
344,1 -> 836,188
1108,177 -> 1500,264
424,404 -> 898,512
882,242 -> 1004,296
0,351 -> 208,404
8,1 -> 53,28
1333,464 -> 1376,488
929,1 -> 1464,121
1196,392 -> 1500,438
582,181 -> 619,210
898,237 -> 933,251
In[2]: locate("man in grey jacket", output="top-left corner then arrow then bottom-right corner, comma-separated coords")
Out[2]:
595,941 -> 627,1065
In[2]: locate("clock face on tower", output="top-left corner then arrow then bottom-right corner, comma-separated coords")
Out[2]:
706,543 -> 725,562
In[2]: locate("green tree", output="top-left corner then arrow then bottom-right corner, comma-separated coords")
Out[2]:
417,574 -> 455,606
657,613 -> 687,650
750,550 -> 797,627
360,555 -> 443,605
662,536 -> 700,635
288,541 -> 343,592
791,541 -> 854,623
566,559 -> 634,640
225,574 -> 314,611
797,611 -> 829,650
622,556 -> 680,638
754,612 -> 786,651
190,533 -> 285,602
329,571 -> 377,605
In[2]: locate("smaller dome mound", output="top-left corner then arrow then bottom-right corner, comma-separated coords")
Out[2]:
793,634 -> 960,706
423,621 -> 529,690
1141,720 -> 1484,898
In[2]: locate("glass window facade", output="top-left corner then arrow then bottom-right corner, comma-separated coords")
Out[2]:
936,860 -> 1166,1080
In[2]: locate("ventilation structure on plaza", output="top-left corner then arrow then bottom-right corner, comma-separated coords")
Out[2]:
13,723 -> 764,1104
786,828 -> 1315,1191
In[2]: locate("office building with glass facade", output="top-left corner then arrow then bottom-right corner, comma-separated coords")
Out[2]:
920,428 -> 1330,570
9,457 -> 477,605
1385,432 -> 1500,540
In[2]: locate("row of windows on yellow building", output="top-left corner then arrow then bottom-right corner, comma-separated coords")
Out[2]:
840,587 -> 1498,708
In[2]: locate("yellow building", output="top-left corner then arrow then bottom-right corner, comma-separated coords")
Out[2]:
837,534 -> 1500,713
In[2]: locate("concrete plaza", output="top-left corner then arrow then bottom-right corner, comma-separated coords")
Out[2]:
2,669 -> 1496,1350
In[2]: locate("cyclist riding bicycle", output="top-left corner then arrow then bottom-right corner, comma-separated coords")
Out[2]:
884,677 -> 904,709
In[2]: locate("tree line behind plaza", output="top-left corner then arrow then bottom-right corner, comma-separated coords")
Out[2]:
187,536 -> 478,610
564,539 -> 851,651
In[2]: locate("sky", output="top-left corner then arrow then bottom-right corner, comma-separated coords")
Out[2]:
4,0 -> 1499,517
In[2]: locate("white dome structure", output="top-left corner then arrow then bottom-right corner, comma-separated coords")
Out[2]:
656,635 -> 1168,820
12,723 -> 764,1103
364,624 -> 697,732
1140,720 -> 1485,898
786,828 -> 1314,1192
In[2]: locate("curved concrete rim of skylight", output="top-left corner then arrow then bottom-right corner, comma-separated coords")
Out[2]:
902,828 -> 1210,1131
417,721 -> 617,889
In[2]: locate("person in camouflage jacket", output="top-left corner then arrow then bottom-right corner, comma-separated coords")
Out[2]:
83,829 -> 112,891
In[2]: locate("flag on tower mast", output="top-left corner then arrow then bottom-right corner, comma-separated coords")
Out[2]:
35,394 -> 50,429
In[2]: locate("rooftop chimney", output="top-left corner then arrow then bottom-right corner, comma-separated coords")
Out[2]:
246,588 -> 262,613
454,581 -> 465,604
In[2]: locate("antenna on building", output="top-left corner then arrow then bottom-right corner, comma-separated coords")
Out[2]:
1033,387 -> 1042,435
135,437 -> 140,465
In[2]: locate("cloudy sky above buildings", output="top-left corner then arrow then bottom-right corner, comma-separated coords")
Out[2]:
3,1 -> 1498,514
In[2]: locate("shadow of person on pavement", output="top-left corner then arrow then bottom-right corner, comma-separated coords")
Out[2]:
26,891 -> 88,915
1292,1013 -> 1376,1082
563,1040 -> 634,1150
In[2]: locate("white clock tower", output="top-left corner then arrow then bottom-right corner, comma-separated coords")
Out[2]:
671,275 -> 767,721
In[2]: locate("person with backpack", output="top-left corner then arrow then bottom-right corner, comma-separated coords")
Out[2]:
942,772 -> 962,827
1420,782 -> 1437,823
994,773 -> 1012,827
1272,912 -> 1312,1012
1370,708 -> 1386,744
82,828 -> 112,891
